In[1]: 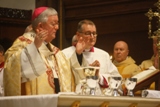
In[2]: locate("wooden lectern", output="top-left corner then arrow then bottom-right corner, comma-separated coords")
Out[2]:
134,70 -> 160,93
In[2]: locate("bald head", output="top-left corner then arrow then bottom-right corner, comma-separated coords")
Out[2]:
113,41 -> 129,62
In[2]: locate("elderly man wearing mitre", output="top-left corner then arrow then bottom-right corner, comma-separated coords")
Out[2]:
4,7 -> 75,96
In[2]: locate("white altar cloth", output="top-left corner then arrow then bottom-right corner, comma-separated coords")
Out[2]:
0,94 -> 59,107
0,94 -> 160,107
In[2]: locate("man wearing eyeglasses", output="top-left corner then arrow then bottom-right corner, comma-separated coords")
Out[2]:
62,19 -> 121,95
4,7 -> 74,96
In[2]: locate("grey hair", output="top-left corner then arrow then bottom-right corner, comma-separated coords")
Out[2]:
32,7 -> 58,31
77,19 -> 96,32
72,35 -> 77,42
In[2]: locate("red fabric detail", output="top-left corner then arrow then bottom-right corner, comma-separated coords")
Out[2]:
100,76 -> 109,88
89,47 -> 94,52
0,62 -> 4,72
0,62 -> 4,68
46,68 -> 55,89
123,87 -> 127,96
32,7 -> 47,20
19,36 -> 32,44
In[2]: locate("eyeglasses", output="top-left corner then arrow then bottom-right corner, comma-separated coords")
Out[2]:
79,31 -> 97,37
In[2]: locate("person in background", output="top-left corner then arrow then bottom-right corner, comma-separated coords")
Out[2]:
112,41 -> 141,95
72,35 -> 78,46
0,45 -> 4,96
138,37 -> 159,90
139,37 -> 158,70
24,24 -> 33,33
62,19 -> 121,95
113,41 -> 140,78
4,7 -> 74,96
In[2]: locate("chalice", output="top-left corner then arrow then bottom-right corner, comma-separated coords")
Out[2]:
124,78 -> 137,97
84,67 -> 99,95
86,76 -> 98,95
75,66 -> 100,95
108,76 -> 122,96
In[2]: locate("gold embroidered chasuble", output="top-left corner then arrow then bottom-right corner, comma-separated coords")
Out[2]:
139,56 -> 154,71
4,32 -> 75,96
138,56 -> 155,90
113,56 -> 139,78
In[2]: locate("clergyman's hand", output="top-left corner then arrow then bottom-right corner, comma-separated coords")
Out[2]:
89,60 -> 100,77
76,37 -> 86,54
34,29 -> 48,48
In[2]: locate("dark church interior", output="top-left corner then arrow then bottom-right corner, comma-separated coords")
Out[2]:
0,0 -> 158,64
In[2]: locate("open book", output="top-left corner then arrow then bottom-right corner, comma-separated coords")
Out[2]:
132,66 -> 159,84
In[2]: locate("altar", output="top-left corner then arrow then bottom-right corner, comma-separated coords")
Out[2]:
0,94 -> 160,107
0,67 -> 160,107
58,94 -> 160,107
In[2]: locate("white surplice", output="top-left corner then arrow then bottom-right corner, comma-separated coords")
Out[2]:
62,46 -> 121,95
